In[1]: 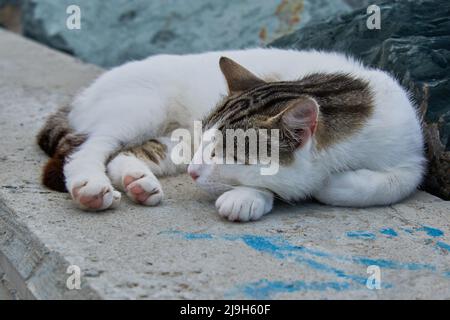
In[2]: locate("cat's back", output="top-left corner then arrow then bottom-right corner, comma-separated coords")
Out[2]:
70,48 -> 368,124
76,48 -> 366,96
71,48 -> 422,146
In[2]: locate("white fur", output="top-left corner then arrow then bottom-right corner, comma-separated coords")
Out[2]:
216,187 -> 274,222
106,153 -> 163,206
63,48 -> 425,219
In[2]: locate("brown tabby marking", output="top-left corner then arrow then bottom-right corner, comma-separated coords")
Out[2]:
206,61 -> 374,163
37,107 -> 87,192
41,134 -> 86,192
37,106 -> 72,157
38,107 -> 167,192
123,139 -> 167,164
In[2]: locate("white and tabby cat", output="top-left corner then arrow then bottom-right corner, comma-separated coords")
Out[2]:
37,48 -> 425,221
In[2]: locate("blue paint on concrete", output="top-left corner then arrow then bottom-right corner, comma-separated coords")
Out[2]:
380,228 -> 398,237
294,256 -> 368,285
346,231 -> 376,240
160,230 -> 213,240
239,235 -> 300,259
436,242 -> 450,252
165,230 -> 441,274
417,226 -> 444,237
217,235 -> 367,284
166,231 -> 370,284
353,257 -> 436,271
240,279 -> 353,299
403,228 -> 415,234
184,233 -> 213,240
163,230 -> 448,297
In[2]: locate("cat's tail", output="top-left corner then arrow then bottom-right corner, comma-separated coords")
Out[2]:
36,107 -> 86,192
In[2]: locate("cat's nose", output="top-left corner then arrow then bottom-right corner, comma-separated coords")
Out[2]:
188,167 -> 200,181
189,171 -> 199,181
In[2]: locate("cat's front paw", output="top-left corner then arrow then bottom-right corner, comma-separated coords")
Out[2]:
70,179 -> 121,211
215,187 -> 274,222
123,173 -> 163,206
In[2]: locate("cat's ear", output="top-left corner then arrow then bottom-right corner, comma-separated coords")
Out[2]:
279,97 -> 319,149
219,57 -> 266,94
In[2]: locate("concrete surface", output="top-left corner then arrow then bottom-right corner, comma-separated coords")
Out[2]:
0,284 -> 13,300
0,29 -> 449,300
0,283 -> 13,300
0,267 -> 14,299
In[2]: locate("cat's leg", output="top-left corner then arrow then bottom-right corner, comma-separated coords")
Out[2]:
215,187 -> 274,222
64,92 -> 176,210
107,137 -> 188,206
314,166 -> 423,207
64,135 -> 122,211
107,153 -> 163,206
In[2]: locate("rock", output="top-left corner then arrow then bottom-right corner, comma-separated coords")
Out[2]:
0,0 -> 20,6
271,0 -> 450,200
19,0 -> 361,67
0,0 -> 21,33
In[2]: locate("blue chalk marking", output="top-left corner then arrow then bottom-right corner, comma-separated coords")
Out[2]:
167,231 -> 369,283
163,230 -> 450,297
293,255 -> 368,285
380,228 -> 398,237
240,279 -> 353,299
417,226 -> 444,237
241,235 -> 290,255
353,257 -> 436,271
160,230 -> 213,240
401,226 -> 444,238
232,235 -> 368,284
165,230 -> 440,275
227,235 -> 363,284
239,235 -> 304,259
184,233 -> 213,240
346,231 -> 376,240
436,242 -> 450,252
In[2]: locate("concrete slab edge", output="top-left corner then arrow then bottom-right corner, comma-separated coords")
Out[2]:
0,199 -> 102,300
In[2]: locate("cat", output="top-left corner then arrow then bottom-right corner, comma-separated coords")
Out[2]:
37,48 -> 426,221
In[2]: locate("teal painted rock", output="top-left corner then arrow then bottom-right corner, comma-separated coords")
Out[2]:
20,0 -> 358,67
271,0 -> 450,199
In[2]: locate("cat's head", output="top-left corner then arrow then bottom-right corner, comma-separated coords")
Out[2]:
187,57 -> 319,196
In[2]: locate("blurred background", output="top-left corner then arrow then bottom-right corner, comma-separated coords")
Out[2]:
0,0 -> 370,67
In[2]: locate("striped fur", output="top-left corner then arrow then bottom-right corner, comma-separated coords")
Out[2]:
37,108 -> 168,192
37,107 -> 72,157
37,107 -> 87,192
113,139 -> 168,165
204,69 -> 374,163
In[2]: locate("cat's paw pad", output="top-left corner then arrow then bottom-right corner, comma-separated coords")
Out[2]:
215,188 -> 273,222
123,174 -> 163,206
71,180 -> 120,211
